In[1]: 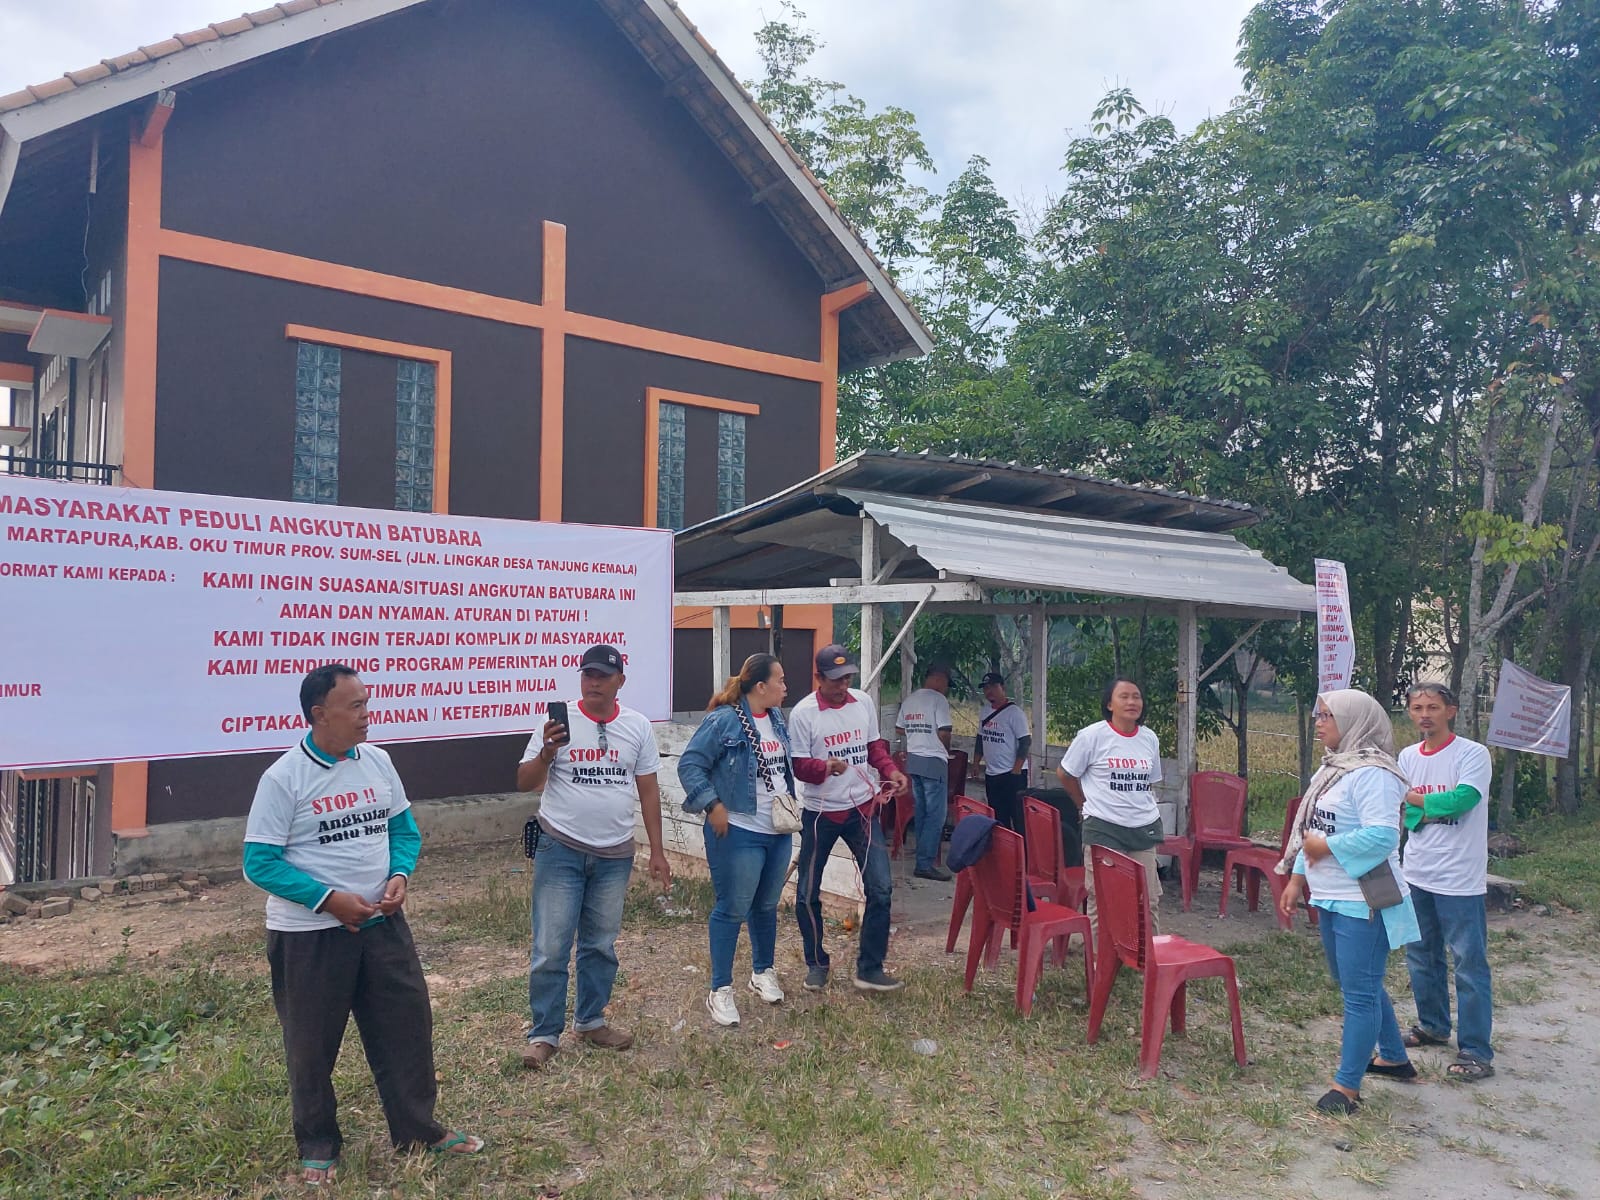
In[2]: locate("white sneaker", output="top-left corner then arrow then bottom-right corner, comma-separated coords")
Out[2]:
748,968 -> 785,1004
706,986 -> 740,1026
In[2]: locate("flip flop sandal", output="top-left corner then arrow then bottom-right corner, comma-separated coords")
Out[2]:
1365,1059 -> 1418,1080
1446,1056 -> 1494,1082
1402,1025 -> 1450,1048
1315,1089 -> 1361,1115
299,1159 -> 337,1186
429,1131 -> 486,1155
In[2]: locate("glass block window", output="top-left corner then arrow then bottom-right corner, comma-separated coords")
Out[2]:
293,342 -> 341,504
394,359 -> 437,512
717,410 -> 746,515
656,402 -> 686,530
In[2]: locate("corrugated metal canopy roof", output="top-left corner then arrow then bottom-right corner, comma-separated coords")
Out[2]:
674,451 -> 1314,617
845,491 -> 1314,611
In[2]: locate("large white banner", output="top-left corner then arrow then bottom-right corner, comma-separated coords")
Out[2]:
1486,659 -> 1571,758
1315,558 -> 1354,694
0,477 -> 673,769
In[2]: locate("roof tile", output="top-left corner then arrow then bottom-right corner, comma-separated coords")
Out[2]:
278,0 -> 322,14
26,77 -> 77,101
209,17 -> 255,37
175,28 -> 222,47
0,89 -> 36,113
246,6 -> 290,25
104,51 -> 151,71
64,64 -> 114,86
138,38 -> 188,60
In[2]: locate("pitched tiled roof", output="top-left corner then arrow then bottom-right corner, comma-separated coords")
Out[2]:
0,1 -> 335,114
0,0 -> 931,367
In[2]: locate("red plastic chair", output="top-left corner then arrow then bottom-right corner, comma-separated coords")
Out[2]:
888,752 -> 913,858
890,750 -> 967,860
964,826 -> 1093,1016
1156,771 -> 1252,910
1086,846 -> 1248,1078
944,796 -> 994,953
1220,794 -> 1319,929
1022,795 -> 1086,911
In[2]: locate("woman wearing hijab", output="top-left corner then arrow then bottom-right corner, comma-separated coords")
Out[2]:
1278,689 -> 1421,1115
677,653 -> 796,1028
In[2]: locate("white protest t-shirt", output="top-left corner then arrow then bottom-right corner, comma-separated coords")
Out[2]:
978,702 -> 1030,775
244,740 -> 411,932
1400,735 -> 1493,896
1302,767 -> 1409,905
520,700 -> 660,850
728,711 -> 786,834
1060,721 -> 1162,828
897,688 -> 953,762
787,688 -> 880,811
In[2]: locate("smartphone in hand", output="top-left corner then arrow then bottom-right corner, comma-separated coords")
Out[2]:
547,701 -> 571,745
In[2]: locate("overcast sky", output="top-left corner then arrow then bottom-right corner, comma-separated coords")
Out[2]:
0,0 -> 1258,210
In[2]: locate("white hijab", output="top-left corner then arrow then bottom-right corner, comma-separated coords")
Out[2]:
1277,689 -> 1409,874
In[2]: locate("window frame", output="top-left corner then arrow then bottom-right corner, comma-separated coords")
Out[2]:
642,388 -> 759,529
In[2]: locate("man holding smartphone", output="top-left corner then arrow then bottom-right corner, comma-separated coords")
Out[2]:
515,644 -> 672,1069
787,644 -> 910,993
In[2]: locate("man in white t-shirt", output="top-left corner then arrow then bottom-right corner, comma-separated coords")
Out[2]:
972,672 -> 1031,833
789,643 -> 910,993
515,644 -> 672,1069
1399,681 -> 1496,1079
896,663 -> 955,880
243,664 -> 481,1183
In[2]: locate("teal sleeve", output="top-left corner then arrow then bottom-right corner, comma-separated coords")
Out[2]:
242,842 -> 333,912
387,808 -> 421,878
1293,850 -> 1307,875
1328,825 -> 1400,878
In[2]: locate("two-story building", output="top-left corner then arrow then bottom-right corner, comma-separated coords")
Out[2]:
0,0 -> 929,882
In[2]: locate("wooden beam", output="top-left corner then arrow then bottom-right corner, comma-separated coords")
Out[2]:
1197,620 -> 1265,685
137,90 -> 176,148
934,471 -> 991,499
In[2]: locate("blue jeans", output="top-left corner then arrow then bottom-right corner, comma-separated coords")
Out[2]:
1319,909 -> 1409,1091
1406,887 -> 1493,1062
794,806 -> 892,975
910,772 -> 948,871
703,822 -> 793,989
527,837 -> 634,1045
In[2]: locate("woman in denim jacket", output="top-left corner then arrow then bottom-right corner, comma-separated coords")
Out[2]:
677,652 -> 796,1027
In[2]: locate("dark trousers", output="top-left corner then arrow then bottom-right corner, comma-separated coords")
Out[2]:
266,911 -> 446,1161
794,806 -> 893,975
985,771 -> 1028,834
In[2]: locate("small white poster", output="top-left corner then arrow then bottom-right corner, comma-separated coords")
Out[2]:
1486,659 -> 1571,758
1314,558 -> 1354,693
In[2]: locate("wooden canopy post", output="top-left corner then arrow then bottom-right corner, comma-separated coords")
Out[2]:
900,618 -> 917,713
711,605 -> 732,699
1175,601 -> 1198,836
859,513 -> 883,705
1031,601 -> 1049,781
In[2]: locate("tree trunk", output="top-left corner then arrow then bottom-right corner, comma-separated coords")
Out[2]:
1235,678 -> 1250,779
1556,621 -> 1597,815
1296,692 -> 1313,792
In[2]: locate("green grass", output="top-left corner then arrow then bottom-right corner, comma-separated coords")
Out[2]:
1497,804 -> 1600,926
13,811 -> 1600,1200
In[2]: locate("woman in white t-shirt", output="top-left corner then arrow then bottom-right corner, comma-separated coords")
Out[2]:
1057,677 -> 1166,941
677,653 -> 796,1029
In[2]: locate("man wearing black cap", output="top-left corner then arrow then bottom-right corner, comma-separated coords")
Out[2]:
515,645 -> 672,1068
973,672 -> 1031,833
787,643 -> 910,992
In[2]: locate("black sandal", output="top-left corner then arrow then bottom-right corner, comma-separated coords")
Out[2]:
1402,1025 -> 1450,1049
1316,1089 -> 1362,1115
1446,1055 -> 1494,1082
1365,1058 -> 1418,1080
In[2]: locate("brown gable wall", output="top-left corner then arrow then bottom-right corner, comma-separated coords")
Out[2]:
157,0 -> 823,359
